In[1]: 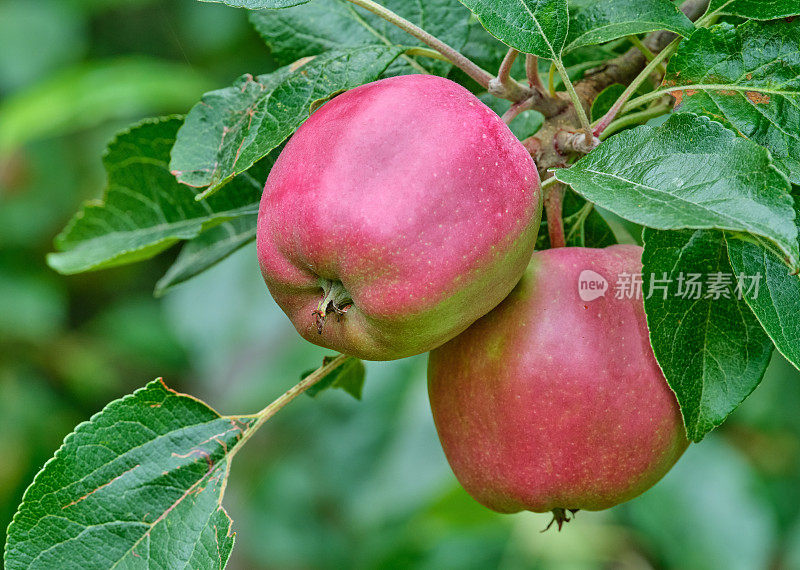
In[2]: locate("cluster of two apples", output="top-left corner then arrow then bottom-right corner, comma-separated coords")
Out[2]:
257,75 -> 688,520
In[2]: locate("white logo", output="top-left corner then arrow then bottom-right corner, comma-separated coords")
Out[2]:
578,270 -> 608,302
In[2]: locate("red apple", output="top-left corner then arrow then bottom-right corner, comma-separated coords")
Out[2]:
257,75 -> 541,360
428,245 -> 688,521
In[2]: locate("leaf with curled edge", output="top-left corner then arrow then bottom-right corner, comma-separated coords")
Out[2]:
248,0 -> 470,77
642,229 -> 773,442
47,116 -> 266,276
457,0 -> 569,59
555,113 -> 799,272
565,0 -> 694,52
705,0 -> 800,20
663,20 -> 800,183
4,379 -> 256,570
169,46 -> 402,199
726,193 -> 800,371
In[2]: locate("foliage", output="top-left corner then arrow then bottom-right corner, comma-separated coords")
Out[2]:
5,380 -> 251,569
3,0 -> 800,567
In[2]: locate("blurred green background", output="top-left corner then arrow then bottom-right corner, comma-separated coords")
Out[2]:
2,1 -> 800,568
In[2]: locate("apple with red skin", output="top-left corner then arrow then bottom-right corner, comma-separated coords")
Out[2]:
428,245 -> 688,522
257,74 -> 541,361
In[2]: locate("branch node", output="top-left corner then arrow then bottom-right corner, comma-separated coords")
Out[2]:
555,129 -> 600,155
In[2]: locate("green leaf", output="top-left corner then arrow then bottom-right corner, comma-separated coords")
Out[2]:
554,112 -> 799,271
169,46 -> 402,197
642,229 -> 773,442
46,117 -> 265,275
726,195 -> 800,371
199,0 -> 310,8
705,0 -> 800,20
536,189 -> 617,248
304,356 -> 366,400
565,0 -> 694,52
664,21 -> 800,183
155,215 -> 258,297
590,83 -> 625,122
0,58 -> 213,153
457,0 -> 569,59
452,21 -> 621,94
3,379 -> 256,569
249,0 -> 470,76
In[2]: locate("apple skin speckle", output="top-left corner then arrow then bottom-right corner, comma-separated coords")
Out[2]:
428,245 -> 688,513
257,75 -> 541,360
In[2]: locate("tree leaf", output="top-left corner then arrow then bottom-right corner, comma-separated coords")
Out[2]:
46,117 -> 264,275
565,0 -> 694,52
3,379 -> 256,569
155,215 -> 258,297
249,0 -> 470,76
705,0 -> 800,20
726,195 -> 800,371
727,240 -> 800,372
0,57 -> 213,154
303,355 -> 366,400
591,83 -> 625,121
199,0 -> 310,8
451,20 -> 621,94
664,21 -> 800,183
642,229 -> 773,442
169,46 -> 402,198
457,0 -> 569,59
554,112 -> 799,270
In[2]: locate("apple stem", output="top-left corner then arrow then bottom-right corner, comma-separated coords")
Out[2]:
544,180 -> 566,248
313,280 -> 352,334
343,0 -> 495,92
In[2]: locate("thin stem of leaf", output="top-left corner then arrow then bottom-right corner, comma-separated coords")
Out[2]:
627,35 -> 666,75
541,176 -> 560,191
344,4 -> 429,73
226,354 -> 349,462
343,0 -> 494,89
600,100 -> 672,140
565,201 -> 595,244
622,90 -> 671,112
591,38 -> 680,137
548,61 -> 556,97
552,58 -> 592,139
489,48 -> 531,102
526,54 -> 545,94
694,7 -> 720,28
498,48 -> 519,83
404,47 -> 450,62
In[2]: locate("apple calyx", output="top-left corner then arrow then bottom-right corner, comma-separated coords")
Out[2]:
313,279 -> 352,334
542,508 -> 579,532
